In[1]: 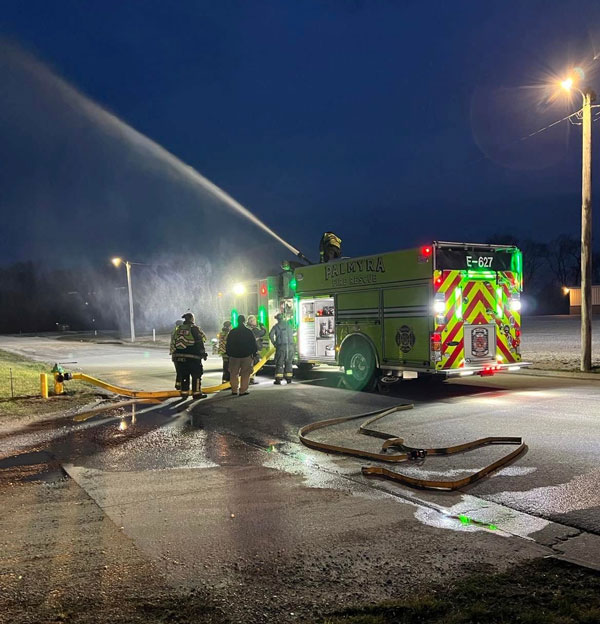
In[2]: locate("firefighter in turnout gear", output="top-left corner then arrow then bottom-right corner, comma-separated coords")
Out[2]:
170,312 -> 208,399
217,320 -> 232,383
319,232 -> 342,263
269,313 -> 294,384
247,314 -> 266,385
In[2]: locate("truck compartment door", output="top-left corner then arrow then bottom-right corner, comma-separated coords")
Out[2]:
382,286 -> 430,364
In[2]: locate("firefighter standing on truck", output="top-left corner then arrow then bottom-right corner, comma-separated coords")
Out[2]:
319,232 -> 342,263
170,312 -> 208,399
269,313 -> 294,384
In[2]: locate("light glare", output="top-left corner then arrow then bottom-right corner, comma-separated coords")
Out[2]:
561,78 -> 573,91
433,300 -> 446,314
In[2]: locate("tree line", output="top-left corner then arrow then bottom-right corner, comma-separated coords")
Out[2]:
0,235 -> 597,334
487,234 -> 600,313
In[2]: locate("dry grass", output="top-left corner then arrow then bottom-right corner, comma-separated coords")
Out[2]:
0,349 -> 96,418
317,558 -> 600,624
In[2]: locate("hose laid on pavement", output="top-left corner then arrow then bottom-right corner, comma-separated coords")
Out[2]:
299,405 -> 526,491
71,348 -> 275,399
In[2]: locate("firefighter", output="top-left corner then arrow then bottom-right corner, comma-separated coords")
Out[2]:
269,313 -> 294,384
169,312 -> 208,399
247,314 -> 266,385
217,320 -> 232,383
225,314 -> 257,396
319,232 -> 342,263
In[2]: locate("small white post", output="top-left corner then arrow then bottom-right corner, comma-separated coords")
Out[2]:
153,328 -> 156,342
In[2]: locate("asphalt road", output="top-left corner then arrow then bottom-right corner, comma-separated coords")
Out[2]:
1,333 -> 599,535
2,333 -> 600,621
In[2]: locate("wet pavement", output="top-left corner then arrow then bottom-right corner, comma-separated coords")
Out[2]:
2,335 -> 600,620
2,334 -> 599,537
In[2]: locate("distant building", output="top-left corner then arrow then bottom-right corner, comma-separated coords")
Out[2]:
567,286 -> 600,314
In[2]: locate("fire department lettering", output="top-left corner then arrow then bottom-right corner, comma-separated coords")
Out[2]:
325,257 -> 385,281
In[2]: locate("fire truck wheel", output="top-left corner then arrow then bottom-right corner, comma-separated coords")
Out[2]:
341,341 -> 378,391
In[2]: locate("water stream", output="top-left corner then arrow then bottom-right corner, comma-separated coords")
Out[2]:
3,42 -> 305,260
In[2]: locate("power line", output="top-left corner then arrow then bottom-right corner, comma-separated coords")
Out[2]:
521,104 -> 600,138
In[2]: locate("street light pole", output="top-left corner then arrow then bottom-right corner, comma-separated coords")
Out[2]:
111,257 -> 136,343
580,89 -> 594,371
125,261 -> 135,343
561,75 -> 595,372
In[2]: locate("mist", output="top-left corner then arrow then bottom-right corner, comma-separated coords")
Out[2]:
0,40 -> 306,269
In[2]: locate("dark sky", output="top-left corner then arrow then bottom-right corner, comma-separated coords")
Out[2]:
2,1 -> 600,268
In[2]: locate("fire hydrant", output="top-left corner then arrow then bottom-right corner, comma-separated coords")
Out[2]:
51,363 -> 72,395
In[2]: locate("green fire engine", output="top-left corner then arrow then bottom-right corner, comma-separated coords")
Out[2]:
228,241 -> 524,389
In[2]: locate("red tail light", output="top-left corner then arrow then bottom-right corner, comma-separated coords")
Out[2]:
430,332 -> 442,353
422,245 -> 432,257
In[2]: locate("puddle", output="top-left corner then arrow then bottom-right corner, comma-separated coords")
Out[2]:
414,495 -> 550,538
0,450 -> 67,483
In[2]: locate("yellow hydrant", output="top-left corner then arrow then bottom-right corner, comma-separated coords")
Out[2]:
51,363 -> 65,395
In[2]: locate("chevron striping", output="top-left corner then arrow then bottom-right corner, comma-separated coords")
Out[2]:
443,338 -> 464,369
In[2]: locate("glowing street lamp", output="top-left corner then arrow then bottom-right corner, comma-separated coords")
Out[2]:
560,69 -> 595,371
111,257 -> 136,343
560,77 -> 573,91
232,283 -> 246,296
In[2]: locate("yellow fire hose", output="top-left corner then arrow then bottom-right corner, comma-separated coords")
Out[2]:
71,348 -> 275,400
299,406 -> 526,491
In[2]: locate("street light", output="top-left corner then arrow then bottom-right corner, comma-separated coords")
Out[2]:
560,71 -> 596,371
111,257 -> 136,343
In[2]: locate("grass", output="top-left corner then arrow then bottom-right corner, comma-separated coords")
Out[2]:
317,558 -> 600,624
0,349 -> 97,418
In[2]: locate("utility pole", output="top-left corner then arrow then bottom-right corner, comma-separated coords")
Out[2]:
581,89 -> 594,372
125,260 -> 136,343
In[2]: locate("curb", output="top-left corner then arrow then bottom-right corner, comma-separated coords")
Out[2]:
514,368 -> 600,381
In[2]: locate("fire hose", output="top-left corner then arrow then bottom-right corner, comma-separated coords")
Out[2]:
68,349 -> 275,400
299,405 -> 526,491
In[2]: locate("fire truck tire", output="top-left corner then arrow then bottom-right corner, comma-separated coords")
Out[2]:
340,339 -> 378,391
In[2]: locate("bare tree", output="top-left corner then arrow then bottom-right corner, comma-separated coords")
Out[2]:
545,235 -> 580,287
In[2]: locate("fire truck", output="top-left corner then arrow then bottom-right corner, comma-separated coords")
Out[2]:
228,241 -> 524,389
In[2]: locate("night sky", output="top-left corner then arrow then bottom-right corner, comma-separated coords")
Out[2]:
2,1 -> 600,269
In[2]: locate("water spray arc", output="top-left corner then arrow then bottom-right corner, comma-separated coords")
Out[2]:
4,43 -> 311,264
